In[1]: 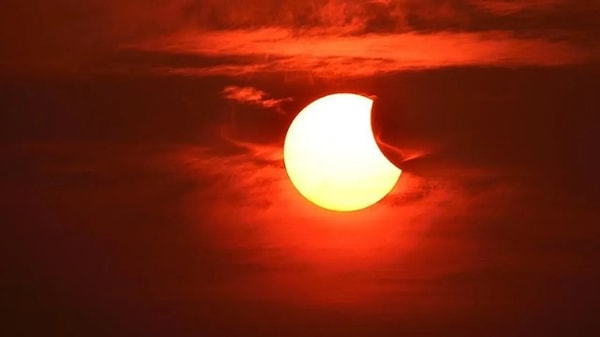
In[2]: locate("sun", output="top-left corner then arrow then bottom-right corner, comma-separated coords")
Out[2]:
283,93 -> 401,212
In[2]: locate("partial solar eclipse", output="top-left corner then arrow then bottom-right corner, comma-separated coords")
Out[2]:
284,93 -> 401,212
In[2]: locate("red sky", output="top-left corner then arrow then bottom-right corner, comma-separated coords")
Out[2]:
2,1 -> 600,336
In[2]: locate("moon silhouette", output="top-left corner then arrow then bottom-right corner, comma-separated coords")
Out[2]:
283,93 -> 401,212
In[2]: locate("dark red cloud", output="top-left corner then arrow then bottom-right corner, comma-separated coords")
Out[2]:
135,29 -> 591,78
125,0 -> 598,78
472,0 -> 567,15
1,0 -> 598,75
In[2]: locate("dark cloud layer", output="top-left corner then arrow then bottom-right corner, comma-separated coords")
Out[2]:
1,0 -> 599,76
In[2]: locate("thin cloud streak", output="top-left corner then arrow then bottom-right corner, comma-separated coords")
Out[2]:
132,28 -> 592,78
470,0 -> 565,15
222,85 -> 293,112
170,139 -> 577,311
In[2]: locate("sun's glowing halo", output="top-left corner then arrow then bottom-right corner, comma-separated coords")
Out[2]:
283,93 -> 401,212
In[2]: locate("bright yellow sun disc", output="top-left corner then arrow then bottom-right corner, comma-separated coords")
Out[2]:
283,93 -> 401,212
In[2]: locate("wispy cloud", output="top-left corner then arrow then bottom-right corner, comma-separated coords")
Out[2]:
222,85 -> 292,112
170,138 -> 583,310
132,28 -> 592,78
470,0 -> 566,15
